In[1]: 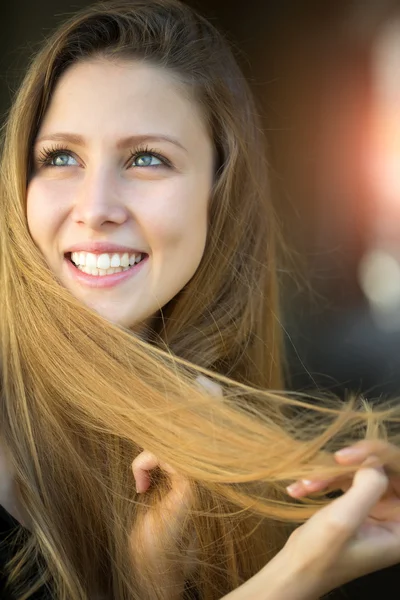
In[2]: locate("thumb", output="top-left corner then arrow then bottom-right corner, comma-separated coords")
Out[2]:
304,466 -> 388,554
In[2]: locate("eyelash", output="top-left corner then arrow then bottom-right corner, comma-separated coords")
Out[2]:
36,143 -> 172,169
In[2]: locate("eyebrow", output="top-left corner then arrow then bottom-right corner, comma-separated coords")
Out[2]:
34,132 -> 188,153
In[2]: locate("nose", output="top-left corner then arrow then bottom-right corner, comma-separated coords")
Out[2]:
72,168 -> 129,230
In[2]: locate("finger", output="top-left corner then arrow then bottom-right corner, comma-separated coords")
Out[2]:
139,464 -> 192,538
287,478 -> 333,497
287,468 -> 390,578
132,451 -> 160,493
288,475 -> 355,498
335,440 -> 399,470
132,452 -> 182,494
163,472 -> 192,519
310,467 -> 388,546
286,451 -> 387,499
287,472 -> 356,498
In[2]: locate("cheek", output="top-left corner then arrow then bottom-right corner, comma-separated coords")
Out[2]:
142,183 -> 209,254
26,181 -> 64,251
26,182 -> 44,245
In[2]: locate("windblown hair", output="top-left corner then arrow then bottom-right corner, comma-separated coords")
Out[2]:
0,1 -> 399,599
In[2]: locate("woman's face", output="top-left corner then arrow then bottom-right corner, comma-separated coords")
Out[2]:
27,58 -> 214,329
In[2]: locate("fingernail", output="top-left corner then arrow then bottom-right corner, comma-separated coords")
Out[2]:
286,482 -> 303,496
335,446 -> 363,458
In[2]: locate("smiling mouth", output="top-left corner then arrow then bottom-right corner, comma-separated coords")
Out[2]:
66,251 -> 146,276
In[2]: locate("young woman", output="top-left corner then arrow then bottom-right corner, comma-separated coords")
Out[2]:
1,1 -> 400,599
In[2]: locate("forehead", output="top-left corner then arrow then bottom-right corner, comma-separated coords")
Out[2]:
38,58 -> 210,148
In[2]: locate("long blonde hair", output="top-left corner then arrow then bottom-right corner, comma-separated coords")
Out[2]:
0,1 -> 399,599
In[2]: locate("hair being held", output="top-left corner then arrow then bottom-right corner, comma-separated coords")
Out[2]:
1,1 -> 400,599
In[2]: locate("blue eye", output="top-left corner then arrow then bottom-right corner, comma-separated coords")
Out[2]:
131,153 -> 164,168
50,152 -> 78,167
37,147 -> 79,168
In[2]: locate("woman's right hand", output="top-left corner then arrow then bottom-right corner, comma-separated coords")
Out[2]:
133,438 -> 400,600
223,440 -> 400,600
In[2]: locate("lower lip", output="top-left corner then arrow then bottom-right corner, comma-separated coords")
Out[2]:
65,256 -> 148,288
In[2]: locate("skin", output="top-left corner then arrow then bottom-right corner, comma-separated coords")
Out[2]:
27,58 -> 214,329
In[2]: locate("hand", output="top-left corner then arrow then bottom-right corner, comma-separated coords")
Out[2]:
222,440 -> 400,600
281,440 -> 400,598
130,450 -> 195,599
129,376 -> 221,598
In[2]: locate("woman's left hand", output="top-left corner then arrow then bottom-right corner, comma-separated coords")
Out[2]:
287,439 -> 400,513
286,439 -> 400,580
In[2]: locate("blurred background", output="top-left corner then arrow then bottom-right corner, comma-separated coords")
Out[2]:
3,0 -> 400,399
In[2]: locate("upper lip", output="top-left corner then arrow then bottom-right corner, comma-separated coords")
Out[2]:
64,242 -> 146,255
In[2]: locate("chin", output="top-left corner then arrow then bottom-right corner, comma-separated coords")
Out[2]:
91,305 -> 153,332
101,312 -> 139,329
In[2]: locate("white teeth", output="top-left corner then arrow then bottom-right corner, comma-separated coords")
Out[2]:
85,253 -> 97,268
110,253 -> 121,267
77,263 -> 141,276
72,250 -> 145,272
97,253 -> 110,270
